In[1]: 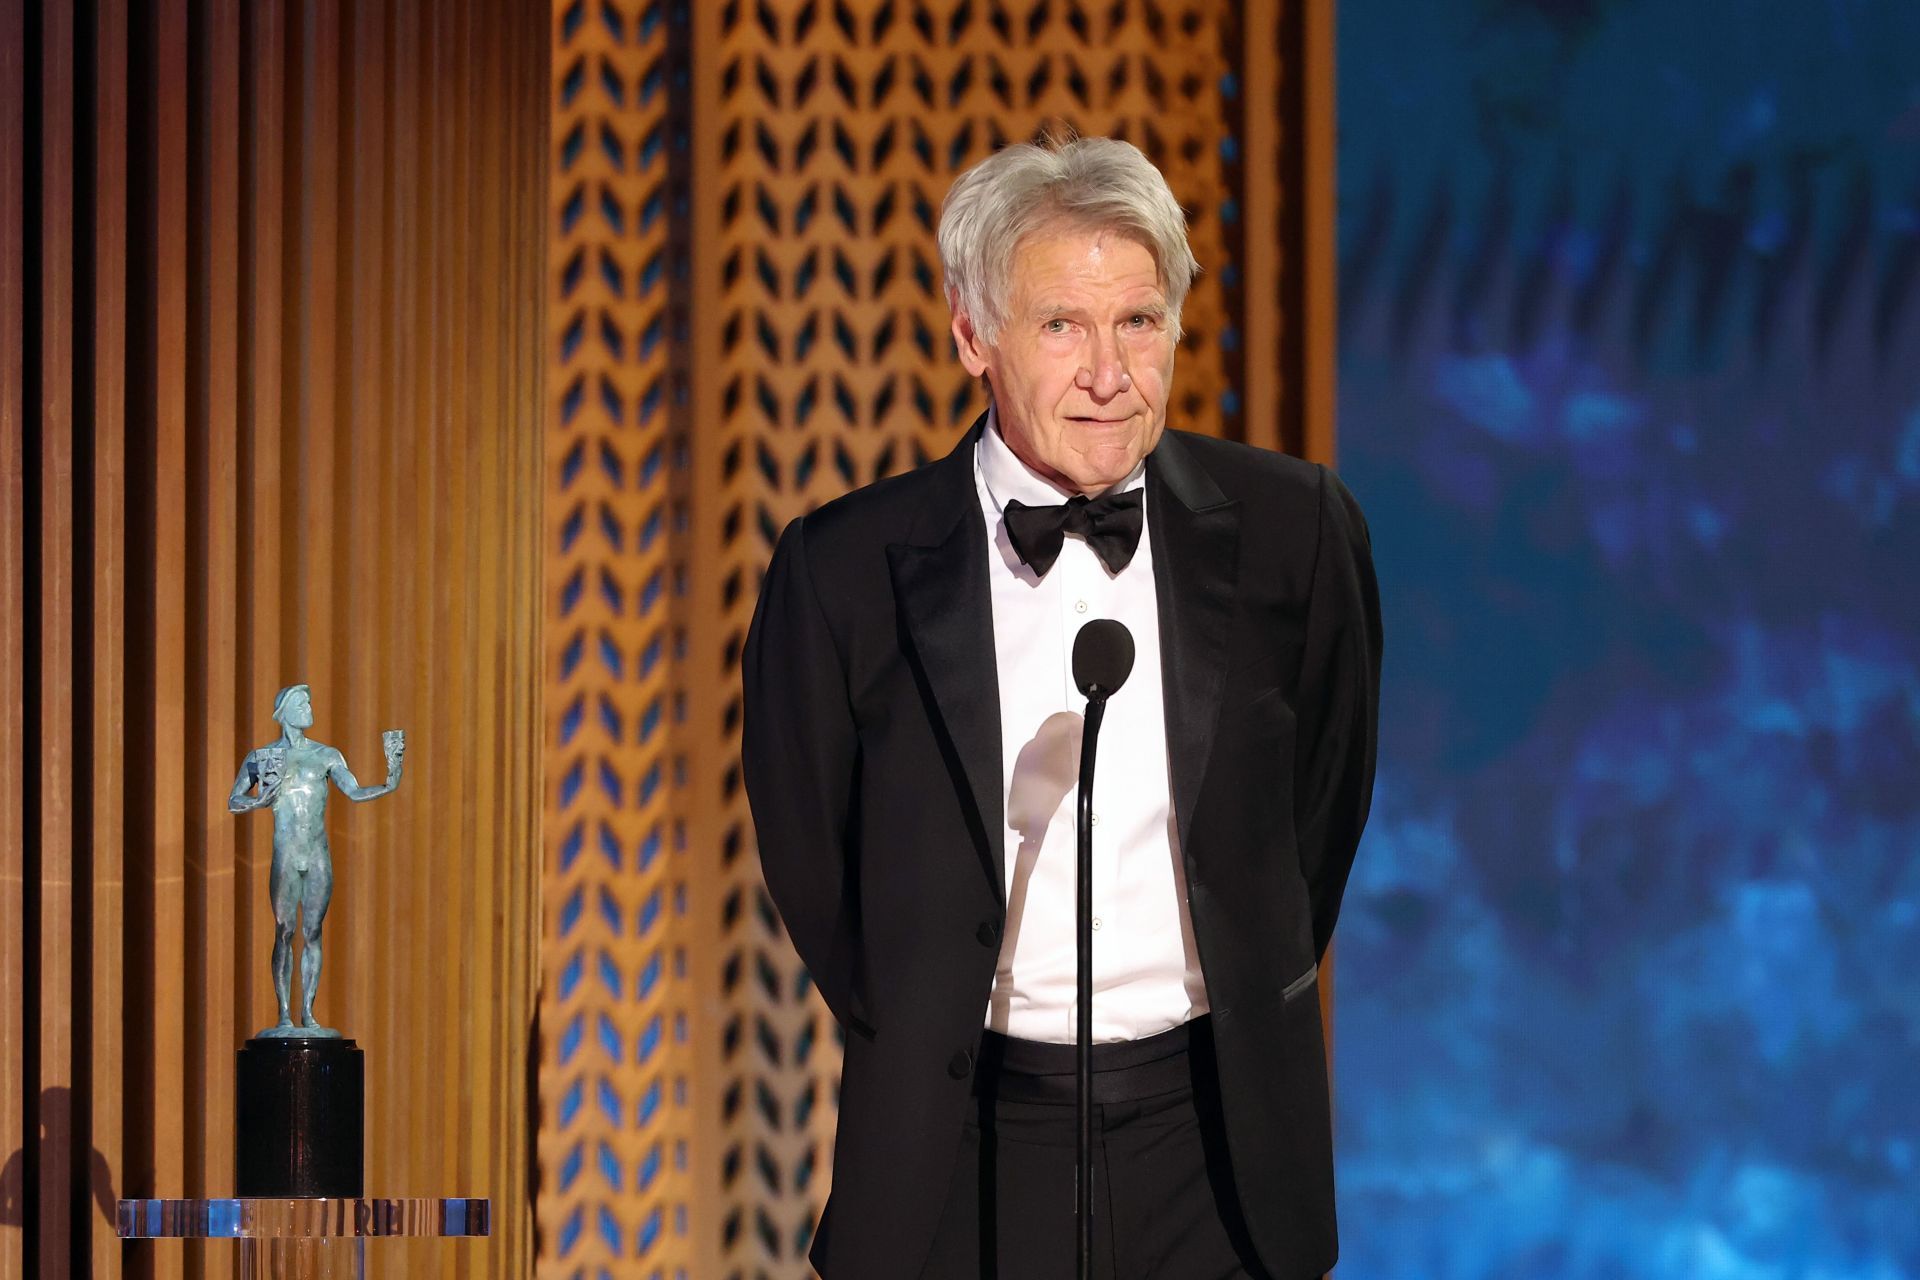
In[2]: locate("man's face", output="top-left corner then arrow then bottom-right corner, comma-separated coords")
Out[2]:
952,224 -> 1176,495
282,689 -> 313,729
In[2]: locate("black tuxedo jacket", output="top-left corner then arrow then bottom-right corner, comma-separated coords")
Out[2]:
742,416 -> 1382,1279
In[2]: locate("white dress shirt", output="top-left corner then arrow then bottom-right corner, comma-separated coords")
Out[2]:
974,410 -> 1210,1044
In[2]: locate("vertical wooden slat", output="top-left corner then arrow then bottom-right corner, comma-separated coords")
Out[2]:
281,6 -> 332,1052
371,11 -> 407,1162
289,1 -> 340,1029
37,2 -> 77,1274
337,0 -> 392,1254
0,0 -> 28,1275
1240,0 -> 1281,455
410,0 -> 454,1239
463,10 -> 502,1268
424,0 -> 453,1214
237,0 -> 287,1045
437,40 -> 464,1178
384,0 -> 431,1230
150,9 -> 190,1280
88,0 -> 129,1272
1240,0 -> 1338,463
445,0 -> 480,1235
468,3 -> 502,1249
193,0 -> 244,1215
182,0 -> 212,1238
1299,0 -> 1338,467
381,8 -> 441,1269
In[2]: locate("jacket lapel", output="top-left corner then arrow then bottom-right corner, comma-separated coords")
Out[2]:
1147,432 -> 1240,856
888,416 -> 1007,907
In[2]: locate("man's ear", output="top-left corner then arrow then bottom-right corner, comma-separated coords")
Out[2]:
950,307 -> 991,378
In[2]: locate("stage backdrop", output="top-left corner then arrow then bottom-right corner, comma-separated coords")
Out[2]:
4,2 -> 547,1277
1335,3 -> 1920,1277
7,3 -> 1340,1278
536,1 -> 1338,1276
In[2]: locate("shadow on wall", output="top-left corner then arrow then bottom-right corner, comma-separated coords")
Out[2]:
0,1088 -> 119,1230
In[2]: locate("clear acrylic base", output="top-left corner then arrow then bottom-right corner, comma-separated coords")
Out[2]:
118,1198 -> 489,1280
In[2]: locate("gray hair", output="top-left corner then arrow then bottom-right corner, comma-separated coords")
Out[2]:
938,136 -> 1201,345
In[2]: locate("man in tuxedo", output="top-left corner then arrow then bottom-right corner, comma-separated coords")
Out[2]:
743,136 -> 1381,1279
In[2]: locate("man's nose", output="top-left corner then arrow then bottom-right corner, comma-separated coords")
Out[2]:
1075,329 -> 1131,400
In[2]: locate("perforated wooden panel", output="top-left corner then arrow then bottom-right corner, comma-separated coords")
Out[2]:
540,1 -> 702,1276
540,2 -> 1331,1276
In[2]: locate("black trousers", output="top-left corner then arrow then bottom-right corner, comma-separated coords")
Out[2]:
919,1014 -> 1274,1280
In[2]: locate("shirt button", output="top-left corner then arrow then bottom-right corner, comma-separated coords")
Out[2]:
1074,599 -> 1088,614
976,920 -> 999,948
1090,812 -> 1100,826
1092,917 -> 1103,931
948,1049 -> 973,1079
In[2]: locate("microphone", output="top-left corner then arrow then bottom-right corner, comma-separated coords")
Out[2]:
1068,617 -> 1133,1279
1072,618 -> 1135,701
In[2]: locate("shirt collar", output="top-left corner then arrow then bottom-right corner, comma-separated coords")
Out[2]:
975,404 -> 1148,516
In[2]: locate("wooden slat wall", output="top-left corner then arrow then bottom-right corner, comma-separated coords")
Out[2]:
3,3 -> 548,1277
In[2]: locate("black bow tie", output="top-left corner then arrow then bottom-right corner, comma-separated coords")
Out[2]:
1002,488 -> 1145,576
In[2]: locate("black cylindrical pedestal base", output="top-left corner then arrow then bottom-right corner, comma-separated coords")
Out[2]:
235,1038 -> 364,1197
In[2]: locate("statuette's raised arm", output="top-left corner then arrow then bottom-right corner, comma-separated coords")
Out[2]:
328,731 -> 403,803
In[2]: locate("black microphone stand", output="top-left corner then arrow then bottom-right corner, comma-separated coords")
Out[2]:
1069,616 -> 1132,1279
1075,691 -> 1108,1280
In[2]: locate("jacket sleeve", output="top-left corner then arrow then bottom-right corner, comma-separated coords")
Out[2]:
1292,464 -> 1384,962
741,514 -> 872,1038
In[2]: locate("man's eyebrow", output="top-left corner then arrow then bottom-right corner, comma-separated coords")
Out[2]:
1029,299 -> 1170,321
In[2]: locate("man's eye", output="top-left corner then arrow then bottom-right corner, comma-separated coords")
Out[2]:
1127,314 -> 1152,329
1045,319 -> 1069,334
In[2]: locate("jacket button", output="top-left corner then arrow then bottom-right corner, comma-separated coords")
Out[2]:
975,921 -> 998,947
947,1049 -> 973,1079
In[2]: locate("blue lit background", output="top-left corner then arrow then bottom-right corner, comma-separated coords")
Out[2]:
1332,4 -> 1920,1276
